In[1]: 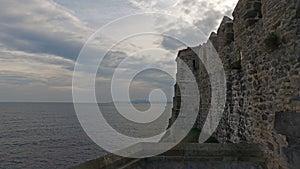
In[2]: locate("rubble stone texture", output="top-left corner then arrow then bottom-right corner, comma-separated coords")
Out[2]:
169,0 -> 300,168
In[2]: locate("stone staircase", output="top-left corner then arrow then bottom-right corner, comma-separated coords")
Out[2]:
71,143 -> 266,169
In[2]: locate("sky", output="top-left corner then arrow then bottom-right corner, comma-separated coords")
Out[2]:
0,0 -> 238,102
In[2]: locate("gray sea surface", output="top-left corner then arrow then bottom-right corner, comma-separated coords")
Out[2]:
0,103 -> 171,169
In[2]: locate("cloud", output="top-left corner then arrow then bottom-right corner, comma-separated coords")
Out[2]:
179,0 -> 237,35
128,0 -> 238,35
0,47 -> 74,87
0,0 -> 93,60
0,0 -> 98,101
0,0 -> 239,102
128,0 -> 180,10
94,49 -> 177,103
0,47 -> 79,102
53,0 -> 138,28
126,0 -> 238,53
159,25 -> 207,50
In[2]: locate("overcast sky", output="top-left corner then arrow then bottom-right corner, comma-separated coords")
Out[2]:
0,0 -> 238,102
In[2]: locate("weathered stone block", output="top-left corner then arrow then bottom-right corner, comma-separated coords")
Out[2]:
275,111 -> 300,139
243,10 -> 259,19
282,145 -> 300,169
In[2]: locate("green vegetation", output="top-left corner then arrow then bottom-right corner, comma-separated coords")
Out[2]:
264,32 -> 280,50
180,129 -> 220,143
181,129 -> 201,143
205,136 -> 220,143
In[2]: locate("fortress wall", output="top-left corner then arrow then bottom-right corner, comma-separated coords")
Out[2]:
229,1 -> 299,168
169,0 -> 300,168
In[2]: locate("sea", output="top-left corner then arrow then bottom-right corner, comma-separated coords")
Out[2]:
0,103 -> 171,169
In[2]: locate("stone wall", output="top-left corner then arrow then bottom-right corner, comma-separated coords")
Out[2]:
169,0 -> 300,168
168,47 -> 202,129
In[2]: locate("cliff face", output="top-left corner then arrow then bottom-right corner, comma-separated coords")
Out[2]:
170,0 -> 300,168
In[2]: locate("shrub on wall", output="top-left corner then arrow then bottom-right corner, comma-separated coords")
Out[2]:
264,32 -> 280,50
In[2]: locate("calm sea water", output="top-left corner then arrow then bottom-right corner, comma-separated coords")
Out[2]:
0,103 -> 171,169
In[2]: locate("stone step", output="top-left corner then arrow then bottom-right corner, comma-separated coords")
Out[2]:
134,160 -> 264,169
116,159 -> 141,169
71,155 -> 134,169
162,143 -> 264,157
71,143 -> 266,169
146,155 -> 265,163
162,150 -> 263,158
